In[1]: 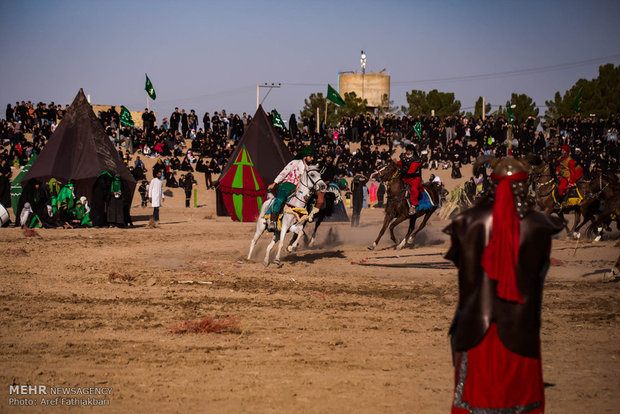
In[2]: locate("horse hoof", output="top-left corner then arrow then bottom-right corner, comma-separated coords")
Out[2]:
262,260 -> 269,267
594,236 -> 601,242
368,243 -> 376,251
286,246 -> 294,253
273,259 -> 281,266
573,232 -> 581,239
396,241 -> 405,250
407,237 -> 415,244
308,239 -> 315,247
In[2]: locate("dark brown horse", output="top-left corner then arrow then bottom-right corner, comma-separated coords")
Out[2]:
369,160 -> 440,250
531,161 -> 616,238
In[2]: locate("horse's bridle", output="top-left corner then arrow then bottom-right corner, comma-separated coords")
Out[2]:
291,169 -> 324,205
532,164 -> 555,197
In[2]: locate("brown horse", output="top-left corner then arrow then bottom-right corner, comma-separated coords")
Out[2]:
369,160 -> 440,250
531,161 -> 616,238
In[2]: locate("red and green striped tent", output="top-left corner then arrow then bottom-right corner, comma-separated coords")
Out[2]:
218,146 -> 267,222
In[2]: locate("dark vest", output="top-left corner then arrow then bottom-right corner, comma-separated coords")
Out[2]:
444,200 -> 564,358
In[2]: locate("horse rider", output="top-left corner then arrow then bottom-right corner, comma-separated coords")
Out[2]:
398,144 -> 424,215
267,145 -> 315,231
556,144 -> 583,208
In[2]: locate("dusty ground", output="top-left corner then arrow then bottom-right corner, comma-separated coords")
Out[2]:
0,164 -> 618,413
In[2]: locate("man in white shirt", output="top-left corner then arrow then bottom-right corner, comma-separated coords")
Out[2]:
148,170 -> 164,221
266,146 -> 314,231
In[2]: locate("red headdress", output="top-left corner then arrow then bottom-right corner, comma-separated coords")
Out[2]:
480,158 -> 529,304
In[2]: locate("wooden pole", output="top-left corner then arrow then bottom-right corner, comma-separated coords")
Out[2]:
482,96 -> 485,120
256,84 -> 259,110
325,100 -> 328,129
316,107 -> 320,134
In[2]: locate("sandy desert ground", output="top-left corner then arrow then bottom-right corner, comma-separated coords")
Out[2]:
0,162 -> 618,413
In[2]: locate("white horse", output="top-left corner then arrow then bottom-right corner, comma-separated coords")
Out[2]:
248,166 -> 326,266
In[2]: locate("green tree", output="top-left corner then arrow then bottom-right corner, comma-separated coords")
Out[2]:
299,92 -> 338,127
336,92 -> 367,118
545,64 -> 620,119
493,93 -> 539,126
299,91 -> 368,127
400,89 -> 461,118
474,96 -> 491,119
377,93 -> 399,119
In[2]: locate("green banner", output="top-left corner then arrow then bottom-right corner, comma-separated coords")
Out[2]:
145,73 -> 156,100
120,105 -> 134,127
573,87 -> 583,112
507,103 -> 515,126
413,121 -> 422,139
272,109 -> 286,129
327,84 -> 345,107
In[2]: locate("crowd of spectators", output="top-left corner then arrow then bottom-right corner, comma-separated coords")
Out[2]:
2,101 -> 618,190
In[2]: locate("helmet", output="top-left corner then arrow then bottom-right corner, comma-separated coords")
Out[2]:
491,158 -> 528,179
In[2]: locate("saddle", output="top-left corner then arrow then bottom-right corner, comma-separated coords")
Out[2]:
262,205 -> 309,232
553,185 -> 583,207
404,184 -> 436,212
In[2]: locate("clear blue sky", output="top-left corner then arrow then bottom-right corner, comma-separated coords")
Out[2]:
1,0 -> 619,123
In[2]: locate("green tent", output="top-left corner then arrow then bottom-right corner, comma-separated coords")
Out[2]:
10,153 -> 37,216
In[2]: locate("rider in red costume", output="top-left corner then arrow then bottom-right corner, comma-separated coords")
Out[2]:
556,145 -> 583,207
398,144 -> 423,215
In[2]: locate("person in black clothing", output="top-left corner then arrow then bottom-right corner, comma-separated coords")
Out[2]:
351,173 -> 368,227
170,108 -> 181,132
451,158 -> 462,179
203,112 -> 211,131
181,172 -> 197,207
376,182 -> 386,208
196,158 -> 212,189
0,158 -> 11,210
318,154 -> 337,185
138,180 -> 148,208
211,112 -> 220,134
91,172 -> 112,227
180,157 -> 194,172
170,157 -> 181,171
181,109 -> 189,138
142,109 -> 150,133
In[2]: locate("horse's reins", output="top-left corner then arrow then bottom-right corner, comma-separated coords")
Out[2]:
533,165 -> 556,198
290,170 -> 322,206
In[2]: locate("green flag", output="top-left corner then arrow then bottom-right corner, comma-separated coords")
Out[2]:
413,121 -> 422,139
272,109 -> 286,129
573,87 -> 583,112
327,84 -> 345,107
120,105 -> 134,127
507,104 -> 515,126
145,73 -> 156,100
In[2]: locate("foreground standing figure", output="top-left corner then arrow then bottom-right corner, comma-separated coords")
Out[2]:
444,158 -> 564,414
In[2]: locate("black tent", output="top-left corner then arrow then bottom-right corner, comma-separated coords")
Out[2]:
21,89 -> 136,223
216,105 -> 293,216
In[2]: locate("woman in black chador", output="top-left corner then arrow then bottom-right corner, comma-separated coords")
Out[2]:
107,175 -> 125,227
91,171 -> 112,227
